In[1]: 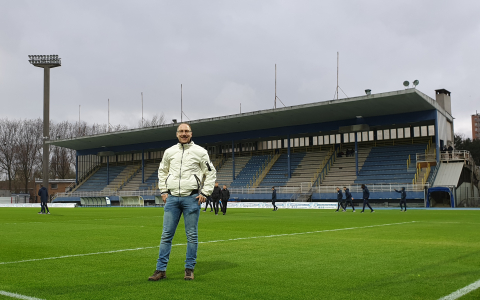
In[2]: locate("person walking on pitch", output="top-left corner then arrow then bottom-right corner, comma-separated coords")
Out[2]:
360,184 -> 374,213
38,184 -> 50,214
149,123 -> 216,281
203,196 -> 213,212
335,187 -> 345,212
221,185 -> 230,215
271,187 -> 278,211
211,182 -> 222,215
394,187 -> 407,211
343,187 -> 355,212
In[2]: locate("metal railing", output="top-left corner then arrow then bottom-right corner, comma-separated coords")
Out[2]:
439,150 -> 474,164
311,183 -> 428,193
55,182 -> 429,199
250,153 -> 280,188
311,147 -> 336,186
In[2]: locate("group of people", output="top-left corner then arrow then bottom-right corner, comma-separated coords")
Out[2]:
203,182 -> 230,215
336,149 -> 354,158
441,144 -> 454,159
336,185 -> 407,212
335,184 -> 375,213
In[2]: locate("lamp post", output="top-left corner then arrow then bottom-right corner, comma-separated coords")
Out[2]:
28,55 -> 61,189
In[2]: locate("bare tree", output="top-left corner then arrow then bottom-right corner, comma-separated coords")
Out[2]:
15,118 -> 43,193
50,121 -> 76,179
0,119 -> 20,190
139,113 -> 166,128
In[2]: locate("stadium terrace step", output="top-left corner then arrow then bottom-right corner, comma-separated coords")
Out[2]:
354,143 -> 429,185
321,147 -> 371,186
76,165 -> 128,192
122,163 -> 159,191
230,155 -> 271,187
258,152 -> 306,187
285,151 -> 330,187
215,156 -> 251,186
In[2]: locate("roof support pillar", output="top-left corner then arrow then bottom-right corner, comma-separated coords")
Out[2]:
287,135 -> 291,178
435,111 -> 440,162
232,140 -> 235,182
75,154 -> 78,185
142,149 -> 145,184
355,133 -> 359,177
107,156 -> 110,186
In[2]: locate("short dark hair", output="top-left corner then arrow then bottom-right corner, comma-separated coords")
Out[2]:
361,184 -> 366,189
272,186 -> 275,189
343,186 -> 346,189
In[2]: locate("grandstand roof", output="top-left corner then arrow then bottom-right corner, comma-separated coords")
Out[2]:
49,88 -> 449,151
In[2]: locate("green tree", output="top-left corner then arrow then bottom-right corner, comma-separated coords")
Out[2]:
454,133 -> 480,165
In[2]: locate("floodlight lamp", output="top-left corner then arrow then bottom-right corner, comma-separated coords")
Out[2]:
413,80 -> 419,87
28,54 -> 61,67
172,119 -> 177,124
403,81 -> 409,87
365,89 -> 371,95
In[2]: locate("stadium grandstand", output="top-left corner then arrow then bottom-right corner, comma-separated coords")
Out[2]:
49,88 -> 480,207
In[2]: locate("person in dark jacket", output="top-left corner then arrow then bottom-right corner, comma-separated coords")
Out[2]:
38,184 -> 50,214
360,184 -> 374,213
447,145 -> 454,159
394,187 -> 407,212
335,187 -> 345,212
271,187 -> 278,211
203,196 -> 213,212
221,185 -> 230,215
343,187 -> 356,212
211,182 -> 222,215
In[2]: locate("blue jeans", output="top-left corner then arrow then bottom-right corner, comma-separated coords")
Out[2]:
156,194 -> 201,271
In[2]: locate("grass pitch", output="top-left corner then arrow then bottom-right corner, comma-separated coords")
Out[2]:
1,207 -> 480,300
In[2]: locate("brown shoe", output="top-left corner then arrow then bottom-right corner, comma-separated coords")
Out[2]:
184,268 -> 194,280
148,270 -> 166,281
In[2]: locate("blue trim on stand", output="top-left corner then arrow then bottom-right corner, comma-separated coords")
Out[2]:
77,110 -> 437,156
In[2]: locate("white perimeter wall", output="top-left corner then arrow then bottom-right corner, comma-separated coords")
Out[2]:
0,197 -> 11,204
437,111 -> 454,146
456,182 -> 479,202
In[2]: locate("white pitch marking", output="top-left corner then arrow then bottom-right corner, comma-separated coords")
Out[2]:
438,279 -> 480,300
0,221 -> 416,266
0,290 -> 45,300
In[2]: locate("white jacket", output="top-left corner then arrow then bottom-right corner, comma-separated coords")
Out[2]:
158,141 -> 216,197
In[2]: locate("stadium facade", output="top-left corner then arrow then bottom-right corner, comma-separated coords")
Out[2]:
50,88 -> 479,207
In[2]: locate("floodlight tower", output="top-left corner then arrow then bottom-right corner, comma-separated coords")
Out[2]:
28,55 -> 61,189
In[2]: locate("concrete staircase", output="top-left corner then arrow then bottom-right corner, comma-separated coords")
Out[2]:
122,163 -> 158,191
321,147 -> 371,186
102,165 -> 139,192
216,156 -> 251,186
285,151 -> 330,187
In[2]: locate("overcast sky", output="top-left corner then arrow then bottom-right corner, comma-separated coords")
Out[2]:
1,0 -> 479,138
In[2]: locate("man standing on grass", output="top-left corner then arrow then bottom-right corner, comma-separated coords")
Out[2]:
148,123 -> 216,282
221,184 -> 230,215
394,187 -> 407,212
335,187 -> 345,212
38,184 -> 50,215
360,184 -> 374,213
203,196 -> 213,212
271,186 -> 278,211
343,187 -> 355,212
211,182 -> 222,215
